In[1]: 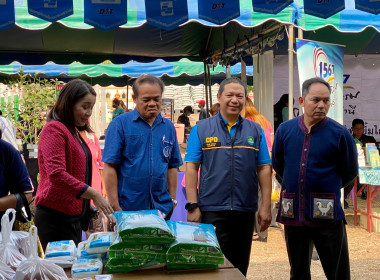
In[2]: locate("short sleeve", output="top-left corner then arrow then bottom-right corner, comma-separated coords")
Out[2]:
257,128 -> 271,165
184,125 -> 202,162
102,118 -> 125,165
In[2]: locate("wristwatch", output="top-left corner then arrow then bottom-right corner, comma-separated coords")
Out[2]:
185,202 -> 199,211
172,198 -> 178,206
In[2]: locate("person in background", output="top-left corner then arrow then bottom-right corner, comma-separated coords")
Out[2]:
273,94 -> 289,133
120,100 -> 127,113
197,100 -> 207,120
185,78 -> 272,276
350,118 -> 376,200
209,103 -> 220,117
78,127 -> 106,236
35,79 -> 113,250
241,97 -> 275,242
178,105 -> 193,135
0,109 -> 18,150
103,75 -> 182,220
112,98 -> 125,120
0,129 -> 33,231
272,77 -> 358,280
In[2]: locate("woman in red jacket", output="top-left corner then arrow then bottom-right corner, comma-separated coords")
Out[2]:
34,79 -> 113,250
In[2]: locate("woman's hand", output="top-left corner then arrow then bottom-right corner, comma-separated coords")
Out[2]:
92,192 -> 114,222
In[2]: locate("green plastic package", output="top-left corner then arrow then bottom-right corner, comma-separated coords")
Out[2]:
166,221 -> 225,270
113,210 -> 175,244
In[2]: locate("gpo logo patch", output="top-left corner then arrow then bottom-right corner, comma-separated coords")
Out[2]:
161,1 -> 174,16
212,3 -> 225,9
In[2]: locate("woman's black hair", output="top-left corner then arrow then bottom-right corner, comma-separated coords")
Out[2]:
47,79 -> 96,135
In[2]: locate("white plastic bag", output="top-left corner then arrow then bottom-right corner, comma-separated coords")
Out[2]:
0,230 -> 29,257
0,209 -> 26,271
271,175 -> 281,202
15,226 -> 68,280
0,260 -> 16,280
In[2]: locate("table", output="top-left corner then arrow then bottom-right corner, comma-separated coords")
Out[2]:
353,167 -> 380,233
66,260 -> 246,280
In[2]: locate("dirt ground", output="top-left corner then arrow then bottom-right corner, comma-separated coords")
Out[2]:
247,196 -> 380,280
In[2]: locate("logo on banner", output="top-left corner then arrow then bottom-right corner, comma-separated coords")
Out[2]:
313,47 -> 337,94
161,1 -> 174,16
44,0 -> 57,8
212,3 -> 225,9
92,0 -> 121,3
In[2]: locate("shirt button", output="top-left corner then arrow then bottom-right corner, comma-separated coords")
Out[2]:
304,148 -> 307,152
300,179 -> 304,183
301,194 -> 304,198
302,163 -> 305,167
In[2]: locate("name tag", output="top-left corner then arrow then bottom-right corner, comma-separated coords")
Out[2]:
202,142 -> 221,148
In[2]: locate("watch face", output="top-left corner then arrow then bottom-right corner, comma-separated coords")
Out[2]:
185,202 -> 198,211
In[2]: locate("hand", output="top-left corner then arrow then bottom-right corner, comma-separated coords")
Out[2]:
257,204 -> 271,233
92,193 -> 114,222
187,208 -> 202,223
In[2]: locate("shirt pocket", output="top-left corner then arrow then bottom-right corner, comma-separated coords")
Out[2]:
280,191 -> 296,219
311,193 -> 336,221
125,135 -> 145,159
160,140 -> 174,163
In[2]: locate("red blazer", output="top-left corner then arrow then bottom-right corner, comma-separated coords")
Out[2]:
35,120 -> 88,216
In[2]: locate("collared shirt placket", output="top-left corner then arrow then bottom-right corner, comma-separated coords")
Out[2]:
299,132 -> 311,223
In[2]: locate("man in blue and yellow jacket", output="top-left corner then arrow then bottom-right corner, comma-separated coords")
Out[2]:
185,78 -> 272,276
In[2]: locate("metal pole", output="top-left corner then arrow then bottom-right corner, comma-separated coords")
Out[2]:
288,25 -> 294,120
226,64 -> 231,78
207,65 -> 212,107
203,62 -> 210,116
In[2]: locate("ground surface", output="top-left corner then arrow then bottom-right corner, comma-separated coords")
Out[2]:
247,196 -> 380,280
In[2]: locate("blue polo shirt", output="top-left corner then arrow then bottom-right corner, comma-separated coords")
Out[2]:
185,115 -> 271,165
102,109 -> 183,215
0,139 -> 33,228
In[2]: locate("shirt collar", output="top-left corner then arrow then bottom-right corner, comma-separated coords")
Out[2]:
132,108 -> 164,125
219,112 -> 240,126
299,115 -> 328,133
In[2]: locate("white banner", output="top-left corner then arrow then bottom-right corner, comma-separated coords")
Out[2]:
274,54 -> 380,141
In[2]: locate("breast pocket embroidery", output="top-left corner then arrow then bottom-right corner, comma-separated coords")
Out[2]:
313,198 -> 334,220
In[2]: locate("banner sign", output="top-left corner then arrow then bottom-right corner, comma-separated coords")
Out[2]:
303,0 -> 345,19
198,0 -> 240,25
145,0 -> 188,31
28,0 -> 73,22
84,0 -> 127,31
296,39 -> 345,124
252,0 -> 293,14
0,0 -> 15,31
355,0 -> 380,15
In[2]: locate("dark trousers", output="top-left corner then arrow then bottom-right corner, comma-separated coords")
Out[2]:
35,206 -> 82,252
284,221 -> 350,280
202,211 -> 255,276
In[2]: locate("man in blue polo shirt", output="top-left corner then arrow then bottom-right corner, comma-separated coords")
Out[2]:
103,75 -> 182,219
272,77 -> 358,280
185,78 -> 272,276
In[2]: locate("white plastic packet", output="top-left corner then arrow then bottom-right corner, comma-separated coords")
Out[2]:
45,239 -> 77,268
71,257 -> 103,279
86,232 -> 115,254
0,260 -> 16,280
15,226 -> 69,280
0,209 -> 27,271
77,241 -> 103,259
0,230 -> 29,257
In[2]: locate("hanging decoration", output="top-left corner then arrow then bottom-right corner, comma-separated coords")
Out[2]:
198,0 -> 240,25
145,0 -> 188,31
84,0 -> 128,31
28,0 -> 73,22
0,0 -> 15,31
355,0 -> 380,15
303,0 -> 345,19
252,0 -> 293,14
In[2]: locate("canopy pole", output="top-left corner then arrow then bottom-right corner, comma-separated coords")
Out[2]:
126,78 -> 129,110
226,64 -> 231,78
203,62 -> 210,116
288,25 -> 294,120
207,64 -> 212,106
298,27 -> 303,39
241,58 -> 247,86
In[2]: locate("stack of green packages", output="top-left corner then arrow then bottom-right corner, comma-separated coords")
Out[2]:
106,210 -> 175,273
166,221 -> 225,270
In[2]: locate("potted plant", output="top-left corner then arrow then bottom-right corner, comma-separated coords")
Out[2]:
5,72 -> 60,154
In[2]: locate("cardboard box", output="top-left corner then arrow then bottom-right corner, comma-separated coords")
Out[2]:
359,207 -> 380,232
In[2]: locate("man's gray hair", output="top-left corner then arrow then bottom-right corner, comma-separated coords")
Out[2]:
302,77 -> 331,98
218,77 -> 247,96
